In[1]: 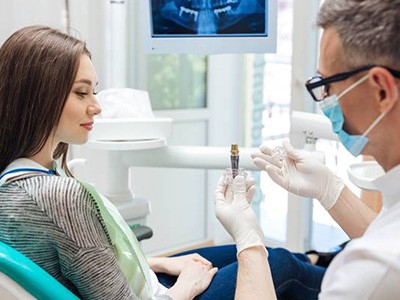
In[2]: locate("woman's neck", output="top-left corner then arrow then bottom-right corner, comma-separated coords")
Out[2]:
28,139 -> 57,170
29,153 -> 53,170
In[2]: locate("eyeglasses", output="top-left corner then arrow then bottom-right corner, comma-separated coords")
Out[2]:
305,65 -> 400,102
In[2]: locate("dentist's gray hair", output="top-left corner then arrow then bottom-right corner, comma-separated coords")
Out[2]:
318,0 -> 400,69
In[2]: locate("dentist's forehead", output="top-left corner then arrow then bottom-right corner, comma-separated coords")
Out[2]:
319,27 -> 347,76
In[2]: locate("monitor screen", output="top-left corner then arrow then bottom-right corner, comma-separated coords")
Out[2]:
142,0 -> 277,54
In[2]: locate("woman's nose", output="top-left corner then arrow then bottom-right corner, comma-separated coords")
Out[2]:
93,104 -> 102,115
89,99 -> 102,115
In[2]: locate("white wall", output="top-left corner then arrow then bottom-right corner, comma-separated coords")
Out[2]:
0,0 -> 109,91
0,0 -> 65,43
68,0 -> 109,90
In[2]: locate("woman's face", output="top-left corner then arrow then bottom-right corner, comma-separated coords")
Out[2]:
55,54 -> 101,145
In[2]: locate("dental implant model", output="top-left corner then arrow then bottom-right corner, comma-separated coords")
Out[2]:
271,145 -> 286,162
230,144 -> 239,179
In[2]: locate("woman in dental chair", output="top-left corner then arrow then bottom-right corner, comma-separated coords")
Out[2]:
0,26 -> 326,300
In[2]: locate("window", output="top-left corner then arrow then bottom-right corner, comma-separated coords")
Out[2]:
146,55 -> 207,110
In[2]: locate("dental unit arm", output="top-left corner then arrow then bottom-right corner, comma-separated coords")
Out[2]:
70,118 -> 261,245
71,111 -> 333,253
82,138 -> 261,205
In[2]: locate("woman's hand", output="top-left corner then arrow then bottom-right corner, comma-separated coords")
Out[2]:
148,254 -> 212,276
166,260 -> 218,300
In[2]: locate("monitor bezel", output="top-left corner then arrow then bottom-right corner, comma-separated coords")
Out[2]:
141,0 -> 278,54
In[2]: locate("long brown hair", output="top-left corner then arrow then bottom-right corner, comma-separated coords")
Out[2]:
0,25 -> 91,175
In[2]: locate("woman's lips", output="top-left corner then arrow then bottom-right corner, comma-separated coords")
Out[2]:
80,122 -> 94,131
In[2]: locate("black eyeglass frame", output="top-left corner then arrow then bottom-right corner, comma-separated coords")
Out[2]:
305,65 -> 400,102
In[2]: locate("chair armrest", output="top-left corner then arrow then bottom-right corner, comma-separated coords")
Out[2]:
129,224 -> 153,241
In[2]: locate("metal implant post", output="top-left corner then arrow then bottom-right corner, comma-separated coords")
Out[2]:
230,144 -> 239,178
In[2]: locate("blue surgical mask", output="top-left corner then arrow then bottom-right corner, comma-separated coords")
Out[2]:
319,75 -> 386,157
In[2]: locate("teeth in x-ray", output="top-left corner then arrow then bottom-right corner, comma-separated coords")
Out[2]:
214,5 -> 232,18
177,0 -> 239,10
165,0 -> 257,33
179,6 -> 199,22
226,0 -> 238,4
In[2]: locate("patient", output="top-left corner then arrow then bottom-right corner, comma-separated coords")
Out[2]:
0,25 -> 217,300
0,25 -> 326,300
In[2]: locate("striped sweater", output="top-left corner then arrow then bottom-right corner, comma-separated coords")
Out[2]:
0,174 -> 141,299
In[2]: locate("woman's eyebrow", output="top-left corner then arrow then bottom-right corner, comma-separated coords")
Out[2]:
74,79 -> 99,86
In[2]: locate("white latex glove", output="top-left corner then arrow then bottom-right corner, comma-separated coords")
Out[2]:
214,175 -> 267,255
251,140 -> 345,210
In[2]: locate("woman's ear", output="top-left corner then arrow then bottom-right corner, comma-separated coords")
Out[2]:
369,67 -> 399,114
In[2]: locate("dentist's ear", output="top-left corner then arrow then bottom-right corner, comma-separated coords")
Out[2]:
369,67 -> 399,113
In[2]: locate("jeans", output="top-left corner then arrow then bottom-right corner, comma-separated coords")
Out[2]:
156,245 -> 326,300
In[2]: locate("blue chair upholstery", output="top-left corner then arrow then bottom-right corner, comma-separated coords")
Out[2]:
0,241 -> 79,300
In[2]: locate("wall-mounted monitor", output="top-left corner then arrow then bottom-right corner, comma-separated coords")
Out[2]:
142,0 -> 277,54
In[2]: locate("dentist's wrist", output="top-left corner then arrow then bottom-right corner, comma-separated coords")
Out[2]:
235,227 -> 268,256
320,175 -> 345,210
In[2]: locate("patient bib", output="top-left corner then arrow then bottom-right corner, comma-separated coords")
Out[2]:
78,181 -> 154,298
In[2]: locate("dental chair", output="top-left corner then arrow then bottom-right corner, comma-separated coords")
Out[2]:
0,225 -> 153,299
0,241 -> 78,300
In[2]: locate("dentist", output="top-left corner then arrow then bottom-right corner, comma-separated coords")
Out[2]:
216,0 -> 400,298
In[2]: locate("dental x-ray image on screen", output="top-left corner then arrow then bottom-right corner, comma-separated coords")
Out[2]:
152,0 -> 267,36
143,0 -> 277,54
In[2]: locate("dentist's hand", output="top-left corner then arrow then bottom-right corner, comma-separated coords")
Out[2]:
214,175 -> 267,255
251,140 -> 345,210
